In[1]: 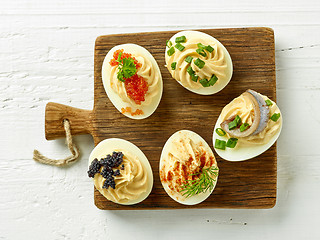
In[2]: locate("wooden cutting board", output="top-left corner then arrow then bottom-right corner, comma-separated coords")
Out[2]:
45,27 -> 277,209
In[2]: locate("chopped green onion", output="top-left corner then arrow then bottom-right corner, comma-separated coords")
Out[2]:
208,74 -> 218,86
196,48 -> 207,57
216,128 -> 226,136
196,43 -> 207,57
234,115 -> 241,125
167,47 -> 175,56
240,123 -> 249,132
187,66 -> 195,76
228,121 -> 237,130
205,45 -> 214,53
197,43 -> 206,49
228,115 -> 241,130
270,113 -> 281,122
215,139 -> 226,150
197,43 -> 214,55
175,36 -> 186,43
215,139 -> 227,150
175,43 -> 185,51
171,62 -> 177,70
185,56 -> 193,63
226,138 -> 238,148
199,78 -> 209,87
166,40 -> 172,48
265,99 -> 273,106
194,58 -> 205,69
191,74 -> 198,82
199,75 -> 218,87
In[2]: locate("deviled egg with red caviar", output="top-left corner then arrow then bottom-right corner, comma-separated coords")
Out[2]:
88,138 -> 153,205
165,30 -> 233,95
102,44 -> 163,119
213,89 -> 282,161
159,130 -> 219,205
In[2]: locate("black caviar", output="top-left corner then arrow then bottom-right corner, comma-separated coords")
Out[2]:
87,158 -> 101,178
87,151 -> 124,190
100,154 -> 113,167
100,166 -> 113,179
103,177 -> 116,189
113,169 -> 120,176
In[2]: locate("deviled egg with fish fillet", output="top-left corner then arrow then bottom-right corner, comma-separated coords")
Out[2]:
102,44 -> 163,119
160,130 -> 219,205
213,89 -> 282,161
165,31 -> 233,95
87,138 -> 153,205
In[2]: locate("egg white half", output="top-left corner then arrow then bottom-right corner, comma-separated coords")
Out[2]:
89,138 -> 153,205
102,44 -> 163,119
165,30 -> 233,95
160,130 -> 218,205
212,99 -> 283,161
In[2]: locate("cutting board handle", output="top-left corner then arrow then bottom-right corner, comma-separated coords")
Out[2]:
45,102 -> 92,140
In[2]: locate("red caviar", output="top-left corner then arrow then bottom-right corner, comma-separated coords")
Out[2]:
110,49 -> 142,69
125,74 -> 148,105
109,49 -> 147,105
121,107 -> 144,116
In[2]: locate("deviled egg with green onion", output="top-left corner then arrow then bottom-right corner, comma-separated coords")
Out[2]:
165,30 -> 233,95
213,89 -> 282,161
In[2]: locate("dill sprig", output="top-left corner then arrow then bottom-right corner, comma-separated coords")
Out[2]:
179,165 -> 219,198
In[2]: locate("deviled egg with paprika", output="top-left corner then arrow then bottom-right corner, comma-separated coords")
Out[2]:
165,30 -> 233,95
213,89 -> 282,161
102,44 -> 163,119
160,130 -> 219,205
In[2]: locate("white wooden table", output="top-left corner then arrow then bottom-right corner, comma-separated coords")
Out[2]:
1,0 -> 320,239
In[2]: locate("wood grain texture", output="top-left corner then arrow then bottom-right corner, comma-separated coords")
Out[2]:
45,102 -> 93,140
45,27 -> 276,209
3,0 -> 320,237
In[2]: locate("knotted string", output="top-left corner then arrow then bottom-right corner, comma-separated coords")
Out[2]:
33,119 -> 80,166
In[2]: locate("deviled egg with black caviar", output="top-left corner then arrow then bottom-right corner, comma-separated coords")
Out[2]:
165,30 -> 233,95
159,130 -> 219,205
102,44 -> 163,119
213,89 -> 282,161
87,138 -> 153,205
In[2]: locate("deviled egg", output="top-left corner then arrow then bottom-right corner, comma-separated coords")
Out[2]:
88,138 -> 153,205
165,30 -> 233,95
102,44 -> 163,119
213,89 -> 282,161
160,130 -> 219,205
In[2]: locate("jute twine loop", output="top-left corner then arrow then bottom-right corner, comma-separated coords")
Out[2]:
33,119 -> 80,166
